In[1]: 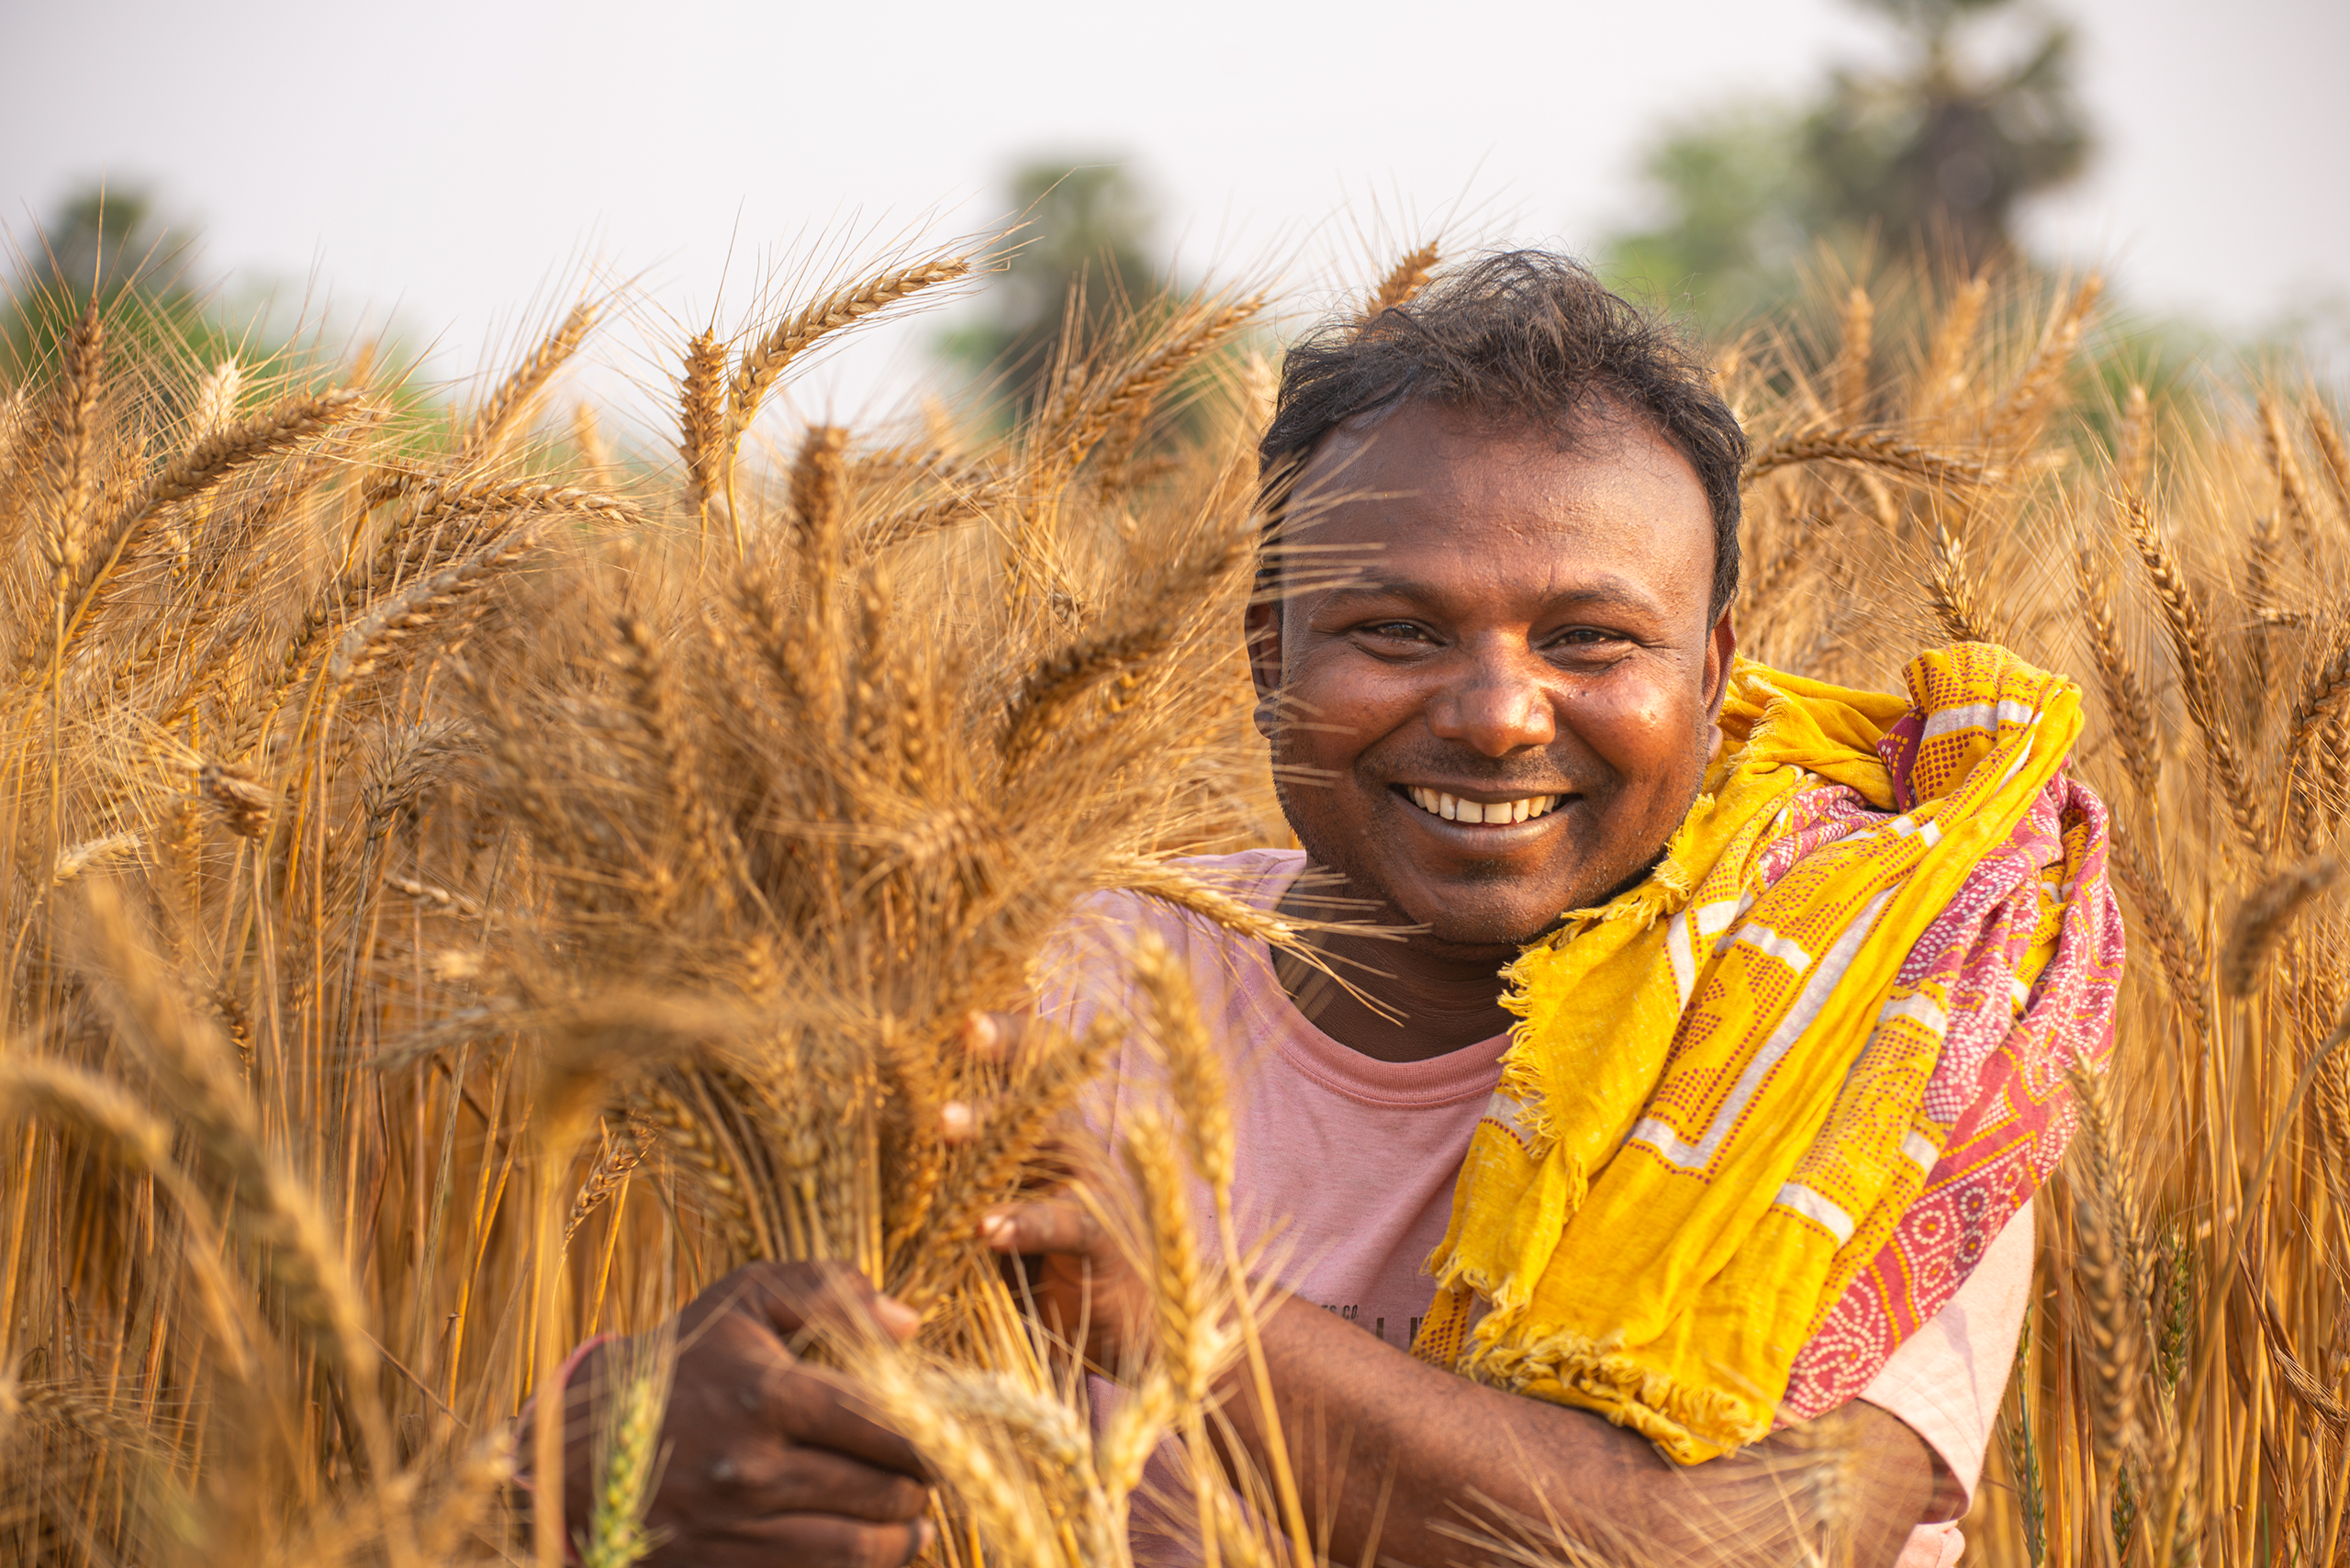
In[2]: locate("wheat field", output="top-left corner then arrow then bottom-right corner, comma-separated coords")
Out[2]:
0,235 -> 2344,1567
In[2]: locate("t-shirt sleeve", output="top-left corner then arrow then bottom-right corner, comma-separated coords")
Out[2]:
1855,1196 -> 2035,1523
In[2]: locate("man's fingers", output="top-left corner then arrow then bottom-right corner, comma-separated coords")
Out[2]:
765,1365 -> 931,1479
695,1445 -> 931,1522
979,1195 -> 1105,1258
721,1260 -> 916,1347
700,1513 -> 934,1568
957,1009 -> 1069,1074
959,1009 -> 1022,1064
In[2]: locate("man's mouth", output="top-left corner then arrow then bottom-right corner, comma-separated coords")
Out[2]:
1399,786 -> 1563,825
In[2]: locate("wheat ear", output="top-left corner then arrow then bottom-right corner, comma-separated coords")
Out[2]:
326,521 -> 548,691
679,329 -> 728,547
2076,541 -> 2161,803
2259,394 -> 2317,548
1830,286 -> 1874,420
565,1114 -> 653,1246
579,1337 -> 669,1568
1129,932 -> 1234,1194
997,623 -> 1174,771
36,387 -> 369,683
1119,1105 -> 1219,1406
2120,493 -> 2265,853
2109,828 -> 2210,1042
48,831 -> 141,889
38,304 -> 106,578
2064,1065 -> 2145,1471
1051,295 -> 1267,478
2280,618 -> 2350,826
1360,241 -> 1439,322
2219,856 -> 2339,998
1925,523 -> 1998,644
1986,274 -> 2103,451
2307,394 -> 2350,517
188,356 -> 243,438
1742,429 -> 1988,491
461,300 -> 596,465
2115,383 -> 2154,499
370,472 -> 643,532
728,256 -> 971,438
573,401 -> 614,490
852,1351 -> 1058,1567
1915,273 -> 1989,420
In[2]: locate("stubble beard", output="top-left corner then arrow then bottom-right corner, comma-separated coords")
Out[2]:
1272,731 -> 1713,955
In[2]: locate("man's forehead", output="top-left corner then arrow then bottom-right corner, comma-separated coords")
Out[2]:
1299,398 -> 1645,484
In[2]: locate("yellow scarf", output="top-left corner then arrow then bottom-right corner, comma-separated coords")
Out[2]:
1412,645 -> 2081,1461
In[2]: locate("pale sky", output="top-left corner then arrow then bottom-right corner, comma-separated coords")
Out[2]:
6,0 -> 2344,427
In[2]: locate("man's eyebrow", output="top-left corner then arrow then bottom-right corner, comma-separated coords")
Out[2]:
1315,572 -> 1665,613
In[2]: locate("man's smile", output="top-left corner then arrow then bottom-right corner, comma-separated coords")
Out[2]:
1393,784 -> 1571,827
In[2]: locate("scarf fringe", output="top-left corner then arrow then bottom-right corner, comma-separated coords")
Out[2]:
1466,1328 -> 1773,1462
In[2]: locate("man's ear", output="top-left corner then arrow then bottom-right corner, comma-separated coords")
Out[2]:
1705,608 -> 1738,723
1244,595 -> 1284,740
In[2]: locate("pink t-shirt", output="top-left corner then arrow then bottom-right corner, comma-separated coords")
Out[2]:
1044,849 -> 2031,1568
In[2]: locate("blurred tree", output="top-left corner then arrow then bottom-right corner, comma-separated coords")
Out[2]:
1605,0 -> 2093,325
5,184 -> 226,378
941,159 -> 1162,414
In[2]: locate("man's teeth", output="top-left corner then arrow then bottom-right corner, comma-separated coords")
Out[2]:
1404,787 -> 1560,824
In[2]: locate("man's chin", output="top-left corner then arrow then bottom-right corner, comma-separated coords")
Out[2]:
1400,902 -> 1573,956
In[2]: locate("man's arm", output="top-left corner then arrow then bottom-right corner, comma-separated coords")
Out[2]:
1233,1296 -> 1937,1568
987,1199 -> 1938,1568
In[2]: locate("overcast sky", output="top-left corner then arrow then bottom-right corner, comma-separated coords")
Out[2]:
6,0 -> 2344,426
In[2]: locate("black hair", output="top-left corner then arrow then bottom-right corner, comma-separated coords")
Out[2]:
1259,250 -> 1746,617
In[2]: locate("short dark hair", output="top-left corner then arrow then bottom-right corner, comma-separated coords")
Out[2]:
1259,250 -> 1747,617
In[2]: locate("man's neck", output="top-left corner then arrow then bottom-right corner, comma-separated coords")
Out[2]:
1270,883 -> 1517,1064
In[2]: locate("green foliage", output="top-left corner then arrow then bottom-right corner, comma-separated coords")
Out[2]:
941,159 -> 1163,414
6,186 -> 240,391
1604,0 -> 2091,330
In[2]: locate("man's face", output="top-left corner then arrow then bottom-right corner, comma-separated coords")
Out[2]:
1248,400 -> 1734,959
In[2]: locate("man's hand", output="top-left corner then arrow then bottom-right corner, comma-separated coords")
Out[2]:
957,1010 -> 1154,1373
553,1260 -> 934,1568
979,1193 -> 1153,1371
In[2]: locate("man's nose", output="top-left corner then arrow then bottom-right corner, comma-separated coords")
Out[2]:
1424,650 -> 1557,757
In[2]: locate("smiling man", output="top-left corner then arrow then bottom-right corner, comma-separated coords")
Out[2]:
992,252 -> 2126,1568
540,252 -> 2123,1568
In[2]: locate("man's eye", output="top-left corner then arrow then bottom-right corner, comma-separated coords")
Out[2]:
1554,628 -> 1625,648
1362,622 -> 1427,641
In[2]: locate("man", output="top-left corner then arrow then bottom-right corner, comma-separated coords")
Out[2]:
546,252 -> 2122,1567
